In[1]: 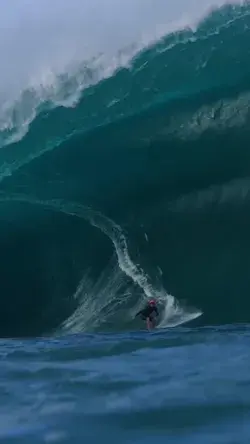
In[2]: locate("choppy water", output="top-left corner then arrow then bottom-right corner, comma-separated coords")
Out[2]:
1,326 -> 250,443
0,0 -> 250,442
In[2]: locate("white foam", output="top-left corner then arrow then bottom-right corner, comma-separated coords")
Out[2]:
0,0 -> 243,144
0,193 -> 202,330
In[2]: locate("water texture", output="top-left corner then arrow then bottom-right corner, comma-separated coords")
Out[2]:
0,2 -> 249,442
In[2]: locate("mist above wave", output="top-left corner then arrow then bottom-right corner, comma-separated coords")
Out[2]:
0,1 -> 241,105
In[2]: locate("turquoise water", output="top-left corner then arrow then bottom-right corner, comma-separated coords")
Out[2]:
0,1 -> 250,442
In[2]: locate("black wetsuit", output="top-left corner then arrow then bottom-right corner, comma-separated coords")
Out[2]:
135,305 -> 159,322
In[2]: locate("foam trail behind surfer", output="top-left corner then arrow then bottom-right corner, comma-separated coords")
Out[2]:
0,193 -> 202,334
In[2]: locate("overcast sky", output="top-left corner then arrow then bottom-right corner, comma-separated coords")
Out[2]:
0,0 -> 242,100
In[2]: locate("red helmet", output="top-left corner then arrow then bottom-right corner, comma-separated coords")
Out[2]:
148,299 -> 156,306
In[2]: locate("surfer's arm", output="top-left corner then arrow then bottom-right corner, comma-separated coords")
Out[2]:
135,310 -> 143,317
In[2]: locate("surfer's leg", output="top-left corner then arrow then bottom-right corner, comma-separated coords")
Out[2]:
146,317 -> 153,330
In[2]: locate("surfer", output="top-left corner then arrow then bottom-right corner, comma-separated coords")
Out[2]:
135,299 -> 159,330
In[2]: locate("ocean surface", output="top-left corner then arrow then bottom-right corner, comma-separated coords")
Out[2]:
0,1 -> 250,442
1,325 -> 250,443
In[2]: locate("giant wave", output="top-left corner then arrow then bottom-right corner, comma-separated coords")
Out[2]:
0,2 -> 249,337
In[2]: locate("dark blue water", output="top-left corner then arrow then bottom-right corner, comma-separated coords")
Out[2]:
1,326 -> 250,443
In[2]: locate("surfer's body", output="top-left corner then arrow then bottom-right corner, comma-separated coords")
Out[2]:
135,299 -> 159,330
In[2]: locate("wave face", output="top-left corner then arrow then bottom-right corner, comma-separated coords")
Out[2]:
0,2 -> 250,337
